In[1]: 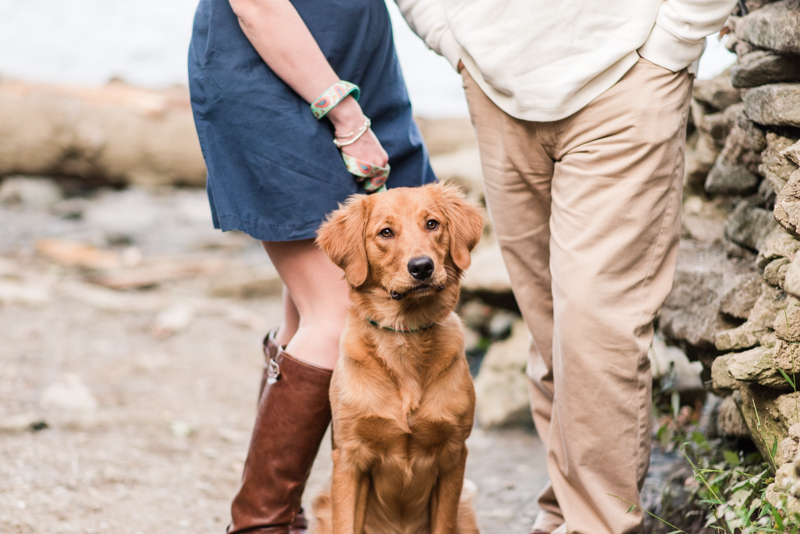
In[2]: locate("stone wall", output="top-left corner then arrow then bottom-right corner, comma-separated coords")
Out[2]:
666,0 -> 800,512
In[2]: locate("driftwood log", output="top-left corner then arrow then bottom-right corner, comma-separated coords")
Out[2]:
0,80 -> 206,187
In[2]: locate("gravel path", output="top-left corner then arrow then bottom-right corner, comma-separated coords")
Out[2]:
0,294 -> 547,534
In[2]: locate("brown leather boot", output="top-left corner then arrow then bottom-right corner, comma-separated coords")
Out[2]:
228,348 -> 333,534
257,331 -> 313,533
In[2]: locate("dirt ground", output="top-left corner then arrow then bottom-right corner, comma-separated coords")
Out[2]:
0,184 -> 549,534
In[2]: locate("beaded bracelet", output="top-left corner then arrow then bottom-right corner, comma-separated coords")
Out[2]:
310,81 -> 360,120
341,153 -> 389,194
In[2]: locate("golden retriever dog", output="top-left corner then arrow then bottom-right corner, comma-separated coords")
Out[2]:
313,182 -> 484,534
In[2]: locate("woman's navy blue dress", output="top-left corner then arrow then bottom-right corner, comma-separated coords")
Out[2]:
188,0 -> 437,241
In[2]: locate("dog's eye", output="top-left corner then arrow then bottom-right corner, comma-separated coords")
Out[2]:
380,228 -> 394,238
427,220 -> 439,230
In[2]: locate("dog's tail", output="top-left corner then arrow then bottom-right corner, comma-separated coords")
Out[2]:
310,486 -> 333,534
457,478 -> 481,533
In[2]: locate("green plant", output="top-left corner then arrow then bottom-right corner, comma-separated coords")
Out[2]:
615,435 -> 800,533
644,341 -> 800,533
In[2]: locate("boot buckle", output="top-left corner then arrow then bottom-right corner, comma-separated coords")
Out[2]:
267,358 -> 281,385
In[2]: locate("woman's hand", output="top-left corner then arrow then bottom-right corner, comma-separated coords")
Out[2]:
328,97 -> 389,167
230,0 -> 389,169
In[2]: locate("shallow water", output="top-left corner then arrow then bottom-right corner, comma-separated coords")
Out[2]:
0,0 -> 735,118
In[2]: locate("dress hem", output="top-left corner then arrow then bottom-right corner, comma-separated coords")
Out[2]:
215,214 -> 321,242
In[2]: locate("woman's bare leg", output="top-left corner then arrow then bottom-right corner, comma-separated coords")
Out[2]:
262,238 -> 349,370
275,286 -> 300,347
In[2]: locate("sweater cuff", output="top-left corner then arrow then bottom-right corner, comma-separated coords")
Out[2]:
638,22 -> 705,73
437,29 -> 461,71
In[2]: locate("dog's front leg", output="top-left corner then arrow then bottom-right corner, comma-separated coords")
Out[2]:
331,448 -> 370,534
430,444 -> 468,534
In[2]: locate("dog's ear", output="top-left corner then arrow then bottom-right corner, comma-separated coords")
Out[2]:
316,194 -> 370,287
439,183 -> 484,272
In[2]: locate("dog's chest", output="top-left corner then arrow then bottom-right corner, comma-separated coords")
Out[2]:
354,408 -> 459,452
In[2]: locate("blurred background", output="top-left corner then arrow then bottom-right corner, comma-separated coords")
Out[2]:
0,0 -> 735,117
4,1 -> 784,533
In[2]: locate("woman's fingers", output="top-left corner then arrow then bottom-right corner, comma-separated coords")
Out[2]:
341,129 -> 388,167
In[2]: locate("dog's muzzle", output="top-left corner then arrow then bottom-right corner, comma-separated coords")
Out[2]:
390,284 -> 446,300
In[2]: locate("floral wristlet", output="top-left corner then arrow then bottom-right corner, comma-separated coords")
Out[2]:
311,81 -> 387,193
341,153 -> 389,194
310,81 -> 360,120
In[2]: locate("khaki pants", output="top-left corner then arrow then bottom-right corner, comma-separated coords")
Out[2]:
463,59 -> 692,534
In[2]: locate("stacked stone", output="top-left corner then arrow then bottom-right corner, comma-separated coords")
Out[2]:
702,0 -> 800,502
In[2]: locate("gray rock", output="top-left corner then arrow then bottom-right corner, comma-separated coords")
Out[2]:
757,226 -> 800,268
717,393 -> 750,438
759,176 -> 778,208
488,310 -> 519,340
766,461 -> 800,515
711,354 -> 739,392
694,102 -> 741,146
692,77 -> 741,112
461,240 -> 513,300
648,335 -> 704,394
785,253 -> 800,298
660,241 -> 758,349
0,413 -> 47,433
716,283 -> 787,351
429,148 -> 484,204
681,195 -> 730,243
705,162 -> 759,196
0,176 -> 63,210
737,0 -> 800,55
474,320 -> 533,429
736,109 -> 767,153
731,50 -> 800,89
783,140 -> 800,167
40,374 -> 98,412
704,125 -> 760,196
738,384 -> 800,465
685,131 -> 723,192
723,200 -> 778,251
775,299 -> 800,342
459,299 -> 495,333
764,257 -> 791,287
779,433 -> 799,465
775,169 -> 800,238
774,339 -> 800,374
715,325 -> 763,351
760,133 -> 800,195
728,345 -> 790,389
720,274 -> 763,319
743,84 -> 800,128
743,0 -> 781,12
151,304 -> 195,338
747,283 -> 788,330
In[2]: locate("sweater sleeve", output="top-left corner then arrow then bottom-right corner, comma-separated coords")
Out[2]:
393,0 -> 461,69
638,0 -> 738,72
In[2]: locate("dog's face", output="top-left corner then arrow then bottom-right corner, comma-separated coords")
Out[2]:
317,183 -> 483,303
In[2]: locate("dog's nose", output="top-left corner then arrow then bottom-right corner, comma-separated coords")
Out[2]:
408,256 -> 434,280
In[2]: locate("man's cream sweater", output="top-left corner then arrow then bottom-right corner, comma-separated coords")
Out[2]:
395,0 -> 737,121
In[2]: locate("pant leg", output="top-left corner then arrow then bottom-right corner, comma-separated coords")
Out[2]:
546,58 -> 692,534
462,69 -> 563,532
